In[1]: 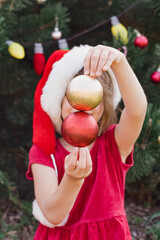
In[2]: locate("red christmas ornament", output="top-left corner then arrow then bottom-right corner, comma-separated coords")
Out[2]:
33,43 -> 46,76
134,35 -> 148,48
61,112 -> 98,147
150,66 -> 160,84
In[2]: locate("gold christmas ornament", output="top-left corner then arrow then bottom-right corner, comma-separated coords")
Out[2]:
158,135 -> 160,145
66,75 -> 103,111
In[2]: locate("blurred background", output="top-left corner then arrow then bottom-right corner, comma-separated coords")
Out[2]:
0,0 -> 160,239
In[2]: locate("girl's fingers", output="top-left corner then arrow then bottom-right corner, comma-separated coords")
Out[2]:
65,147 -> 79,170
65,147 -> 92,179
89,48 -> 102,77
84,46 -> 102,77
85,147 -> 92,173
96,50 -> 110,76
84,48 -> 93,75
76,148 -> 86,174
84,46 -> 121,76
102,53 -> 115,71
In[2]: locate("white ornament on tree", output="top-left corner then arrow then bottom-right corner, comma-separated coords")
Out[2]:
51,27 -> 62,40
51,16 -> 62,40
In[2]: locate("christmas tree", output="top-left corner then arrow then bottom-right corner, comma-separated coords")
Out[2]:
0,0 -> 160,233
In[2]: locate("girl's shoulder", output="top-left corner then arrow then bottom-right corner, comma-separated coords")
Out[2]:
99,124 -> 117,143
26,144 -> 55,180
99,124 -> 134,170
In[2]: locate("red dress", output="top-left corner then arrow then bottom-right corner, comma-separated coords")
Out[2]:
26,125 -> 134,240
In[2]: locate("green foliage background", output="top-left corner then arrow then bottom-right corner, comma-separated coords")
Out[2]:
0,0 -> 160,231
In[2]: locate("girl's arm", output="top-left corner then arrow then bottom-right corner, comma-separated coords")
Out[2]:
111,56 -> 147,162
32,147 -> 92,225
84,45 -> 147,163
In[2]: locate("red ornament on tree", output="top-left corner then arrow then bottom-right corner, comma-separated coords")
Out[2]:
134,35 -> 148,48
134,30 -> 148,48
33,43 -> 46,76
150,66 -> 160,84
61,112 -> 98,147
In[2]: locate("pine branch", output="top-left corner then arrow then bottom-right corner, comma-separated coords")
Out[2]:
140,118 -> 152,149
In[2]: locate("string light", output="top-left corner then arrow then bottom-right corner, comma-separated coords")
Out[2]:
110,16 -> 128,45
6,40 -> 25,59
33,43 -> 46,75
17,0 -> 142,47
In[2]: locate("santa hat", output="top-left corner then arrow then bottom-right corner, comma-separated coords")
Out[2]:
33,45 -> 121,155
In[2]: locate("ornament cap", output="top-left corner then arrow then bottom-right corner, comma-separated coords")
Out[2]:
110,16 -> 120,26
6,40 -> 13,46
134,29 -> 141,37
157,65 -> 160,72
34,43 -> 44,54
58,38 -> 69,50
54,27 -> 60,32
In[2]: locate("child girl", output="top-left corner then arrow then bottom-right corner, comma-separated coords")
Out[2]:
26,44 -> 147,239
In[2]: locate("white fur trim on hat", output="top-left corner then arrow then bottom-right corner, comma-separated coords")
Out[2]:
32,199 -> 69,228
41,45 -> 121,133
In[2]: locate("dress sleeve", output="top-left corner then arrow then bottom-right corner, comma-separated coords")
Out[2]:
26,144 -> 55,180
103,125 -> 134,172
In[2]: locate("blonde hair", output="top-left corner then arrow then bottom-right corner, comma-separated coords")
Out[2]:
97,71 -> 118,136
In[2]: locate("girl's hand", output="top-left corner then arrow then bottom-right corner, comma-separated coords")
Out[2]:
84,44 -> 124,77
64,147 -> 92,180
